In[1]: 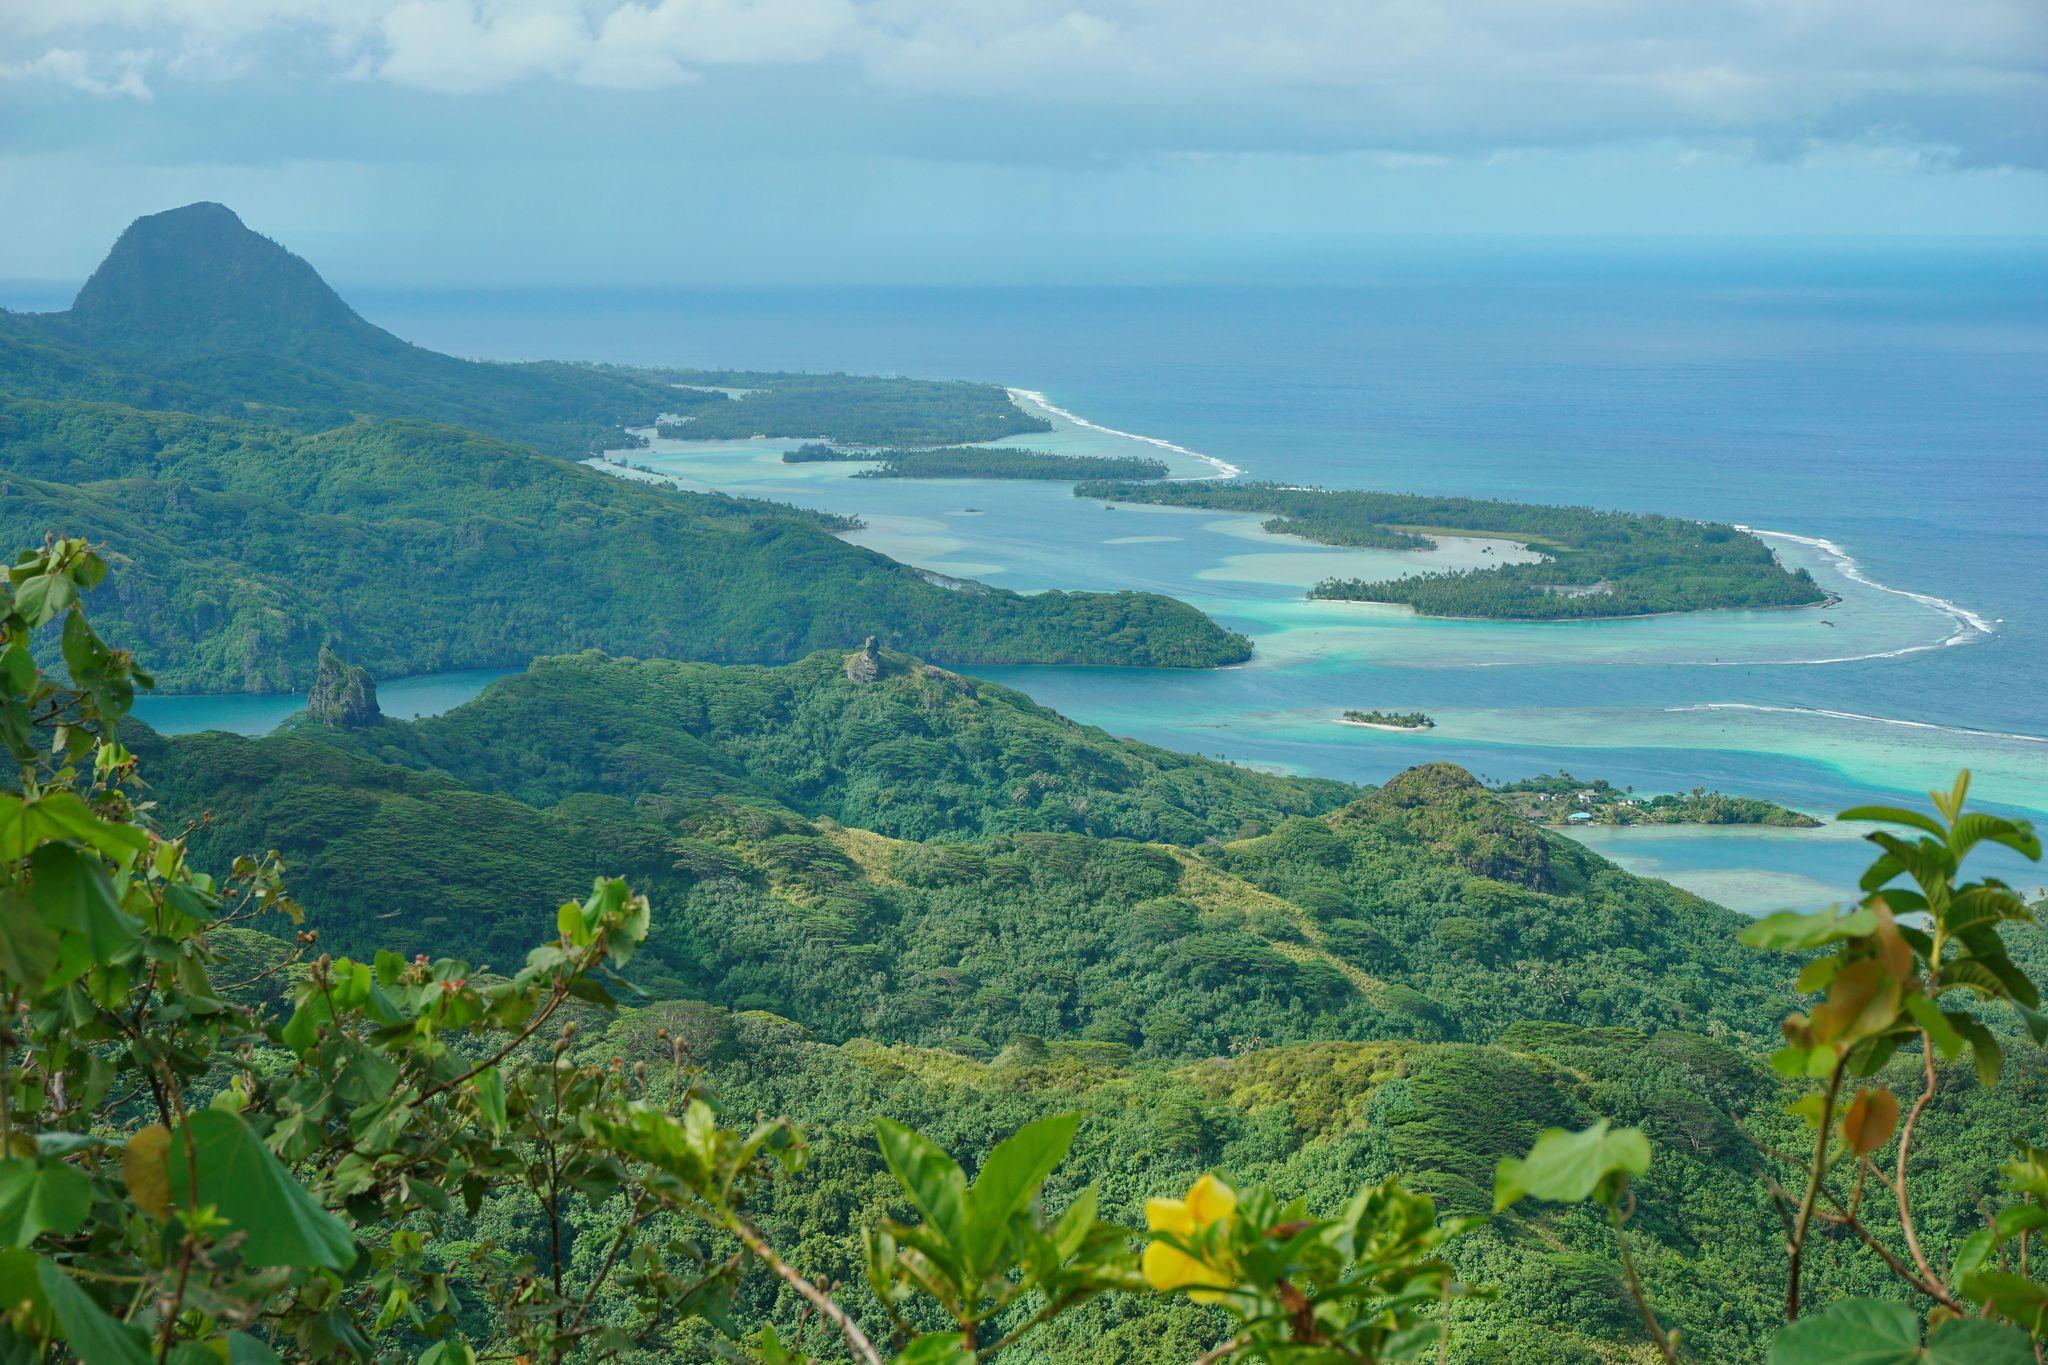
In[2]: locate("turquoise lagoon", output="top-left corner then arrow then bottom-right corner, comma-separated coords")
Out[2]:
135,255 -> 2048,910
594,386 -> 2048,909
136,668 -> 515,737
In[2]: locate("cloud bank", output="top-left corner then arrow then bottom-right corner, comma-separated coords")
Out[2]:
3,0 -> 2042,165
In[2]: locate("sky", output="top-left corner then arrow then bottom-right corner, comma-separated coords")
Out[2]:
1,0 -> 2045,286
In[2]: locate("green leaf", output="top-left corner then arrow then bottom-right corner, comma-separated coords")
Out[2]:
1,792 -> 148,863
2014,1001 -> 2048,1045
875,1119 -> 970,1262
280,991 -> 333,1054
471,1067 -> 508,1136
1861,840 -> 1961,903
36,1258 -> 152,1365
963,1113 -> 1078,1274
28,843 -> 142,965
0,1247 -> 51,1334
1961,1270 -> 2048,1336
1741,907 -> 1878,952
1975,949 -> 2042,1009
0,883 -> 59,990
1494,1120 -> 1650,1212
1838,805 -> 1949,839
0,1160 -> 91,1247
169,1109 -> 356,1269
1950,1013 -> 2004,1087
1768,1298 -> 2034,1364
1052,1184 -> 1101,1260
1942,885 -> 2031,936
1941,958 -> 2010,999
0,644 -> 34,697
893,1333 -> 973,1365
10,574 -> 72,632
1904,997 -> 1965,1059
1948,812 -> 2042,862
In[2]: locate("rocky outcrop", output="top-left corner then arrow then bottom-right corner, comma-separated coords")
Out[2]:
844,636 -> 883,684
306,645 -> 379,728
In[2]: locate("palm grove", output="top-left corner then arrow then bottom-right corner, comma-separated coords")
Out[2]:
0,205 -> 2041,1362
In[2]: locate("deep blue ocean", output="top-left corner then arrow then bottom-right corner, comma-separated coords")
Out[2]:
12,241 -> 2045,907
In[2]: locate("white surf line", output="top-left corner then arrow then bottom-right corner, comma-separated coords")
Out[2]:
1737,526 -> 1995,662
1667,702 -> 2048,747
1008,387 -> 1244,480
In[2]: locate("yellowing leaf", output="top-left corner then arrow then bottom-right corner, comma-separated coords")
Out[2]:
122,1125 -> 171,1220
1840,1087 -> 1900,1157
1810,959 -> 1901,1048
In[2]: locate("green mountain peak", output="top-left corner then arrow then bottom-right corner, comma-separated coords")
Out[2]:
65,201 -> 392,359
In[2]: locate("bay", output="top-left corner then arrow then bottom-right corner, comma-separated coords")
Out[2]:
126,242 -> 2048,907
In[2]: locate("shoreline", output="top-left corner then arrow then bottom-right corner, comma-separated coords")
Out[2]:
1007,387 -> 1244,480
1305,590 -> 1843,625
613,389 -> 1981,658
1334,717 -> 1434,733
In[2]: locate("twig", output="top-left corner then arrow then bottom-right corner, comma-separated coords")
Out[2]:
1894,1032 -> 1946,1297
1787,1058 -> 1847,1320
1811,1194 -> 1961,1310
1613,1192 -> 1680,1363
983,1290 -> 1089,1357
410,944 -> 600,1107
728,1217 -> 882,1365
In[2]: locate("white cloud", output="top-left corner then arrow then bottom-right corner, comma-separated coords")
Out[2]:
0,0 -> 2041,164
0,46 -> 154,99
374,0 -> 587,92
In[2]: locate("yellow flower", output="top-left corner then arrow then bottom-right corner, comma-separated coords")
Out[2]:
1143,1174 -> 1238,1303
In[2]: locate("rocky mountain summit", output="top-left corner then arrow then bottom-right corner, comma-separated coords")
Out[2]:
306,645 -> 379,728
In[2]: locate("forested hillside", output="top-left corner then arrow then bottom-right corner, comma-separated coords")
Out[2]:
118,641 -> 2047,1361
324,646 -> 1342,842
134,664 -> 1777,1051
0,205 -> 1253,690
0,401 -> 1246,689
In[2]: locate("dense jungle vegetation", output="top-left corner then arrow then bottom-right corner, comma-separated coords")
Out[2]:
1073,480 -> 1829,619
654,376 -> 1051,446
783,443 -> 1171,481
104,628 -> 2044,1362
0,206 -> 1249,690
1,542 -> 2043,1361
0,399 -> 1246,690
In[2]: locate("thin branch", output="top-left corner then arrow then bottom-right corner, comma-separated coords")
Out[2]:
1811,1195 -> 1961,1310
1613,1192 -> 1681,1364
982,1290 -> 1090,1357
1191,1337 -> 1248,1365
215,943 -> 308,992
565,1203 -> 662,1338
1894,1032 -> 1946,1297
409,946 -> 600,1107
1788,1058 -> 1848,1320
728,1217 -> 883,1365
